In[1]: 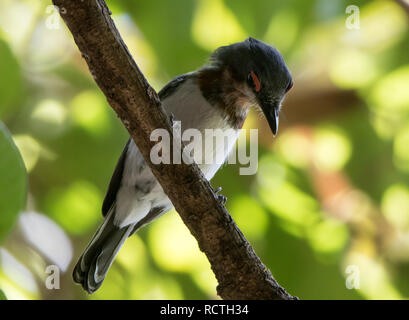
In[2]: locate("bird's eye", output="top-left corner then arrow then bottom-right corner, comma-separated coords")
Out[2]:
286,80 -> 293,93
247,71 -> 261,93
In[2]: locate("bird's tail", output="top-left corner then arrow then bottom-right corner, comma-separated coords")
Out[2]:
73,205 -> 134,294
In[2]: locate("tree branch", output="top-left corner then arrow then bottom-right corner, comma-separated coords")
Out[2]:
395,0 -> 409,18
53,0 -> 296,300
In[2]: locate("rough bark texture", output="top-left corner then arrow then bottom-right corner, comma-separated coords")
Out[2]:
53,0 -> 296,300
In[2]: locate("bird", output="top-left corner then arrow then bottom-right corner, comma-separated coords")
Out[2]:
73,37 -> 293,293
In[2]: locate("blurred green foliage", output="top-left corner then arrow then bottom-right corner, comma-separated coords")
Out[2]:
0,0 -> 409,300
0,288 -> 7,300
0,39 -> 22,117
0,122 -> 26,243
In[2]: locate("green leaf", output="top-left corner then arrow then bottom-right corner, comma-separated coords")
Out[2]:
0,289 -> 7,300
0,38 -> 22,117
0,121 -> 27,243
121,0 -> 208,77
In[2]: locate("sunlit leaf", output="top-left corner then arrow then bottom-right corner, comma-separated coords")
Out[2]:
394,125 -> 409,172
190,267 -> 218,298
0,288 -> 7,300
0,122 -> 26,243
329,49 -> 378,89
192,0 -> 246,51
368,66 -> 409,139
114,15 -> 158,81
257,157 -> 320,236
70,91 -> 110,137
307,219 -> 349,255
0,38 -> 22,117
358,1 -> 406,50
0,248 -> 39,298
259,182 -> 319,234
277,128 -> 311,169
264,10 -> 299,52
45,180 -> 102,235
90,267 -> 127,300
312,126 -> 352,172
381,184 -> 409,230
31,99 -> 68,137
13,135 -> 41,173
229,194 -> 268,240
148,211 -> 208,272
224,0 -> 306,36
370,65 -> 409,115
116,234 -> 147,272
121,0 -> 206,76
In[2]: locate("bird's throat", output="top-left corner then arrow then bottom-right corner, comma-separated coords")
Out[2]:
197,67 -> 252,129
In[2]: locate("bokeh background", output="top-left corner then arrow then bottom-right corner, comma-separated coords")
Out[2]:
1,0 -> 409,300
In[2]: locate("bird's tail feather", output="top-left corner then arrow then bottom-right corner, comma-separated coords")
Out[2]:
73,205 -> 134,293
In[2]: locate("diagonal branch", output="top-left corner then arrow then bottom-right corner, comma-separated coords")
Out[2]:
395,0 -> 409,17
53,0 -> 296,300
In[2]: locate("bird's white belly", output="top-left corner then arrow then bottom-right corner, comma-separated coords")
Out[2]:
164,78 -> 240,179
114,77 -> 241,227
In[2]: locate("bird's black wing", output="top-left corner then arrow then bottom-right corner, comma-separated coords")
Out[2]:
101,74 -> 190,217
157,73 -> 190,100
102,139 -> 131,216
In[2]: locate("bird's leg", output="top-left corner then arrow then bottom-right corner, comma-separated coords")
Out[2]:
169,112 -> 175,126
214,186 -> 227,204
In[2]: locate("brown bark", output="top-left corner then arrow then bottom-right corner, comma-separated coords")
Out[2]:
52,0 -> 296,300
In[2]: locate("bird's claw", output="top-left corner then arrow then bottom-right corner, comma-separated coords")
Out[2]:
169,113 -> 175,125
218,194 -> 227,204
214,187 -> 227,204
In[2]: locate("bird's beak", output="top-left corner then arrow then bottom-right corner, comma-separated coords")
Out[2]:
261,104 -> 279,137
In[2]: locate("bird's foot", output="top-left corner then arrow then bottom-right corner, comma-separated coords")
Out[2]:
214,186 -> 227,204
169,113 -> 175,125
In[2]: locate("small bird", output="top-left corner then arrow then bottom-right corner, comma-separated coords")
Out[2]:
73,37 -> 293,293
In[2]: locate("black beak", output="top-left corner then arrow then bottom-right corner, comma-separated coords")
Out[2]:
261,104 -> 279,137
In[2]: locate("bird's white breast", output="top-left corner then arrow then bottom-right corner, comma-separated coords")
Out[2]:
115,76 -> 241,227
162,77 -> 241,180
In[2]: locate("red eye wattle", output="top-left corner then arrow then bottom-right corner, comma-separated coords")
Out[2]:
250,71 -> 261,92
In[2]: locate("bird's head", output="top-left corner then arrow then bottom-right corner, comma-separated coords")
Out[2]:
210,37 -> 293,136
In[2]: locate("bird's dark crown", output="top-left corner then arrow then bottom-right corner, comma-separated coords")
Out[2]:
210,37 -> 292,100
